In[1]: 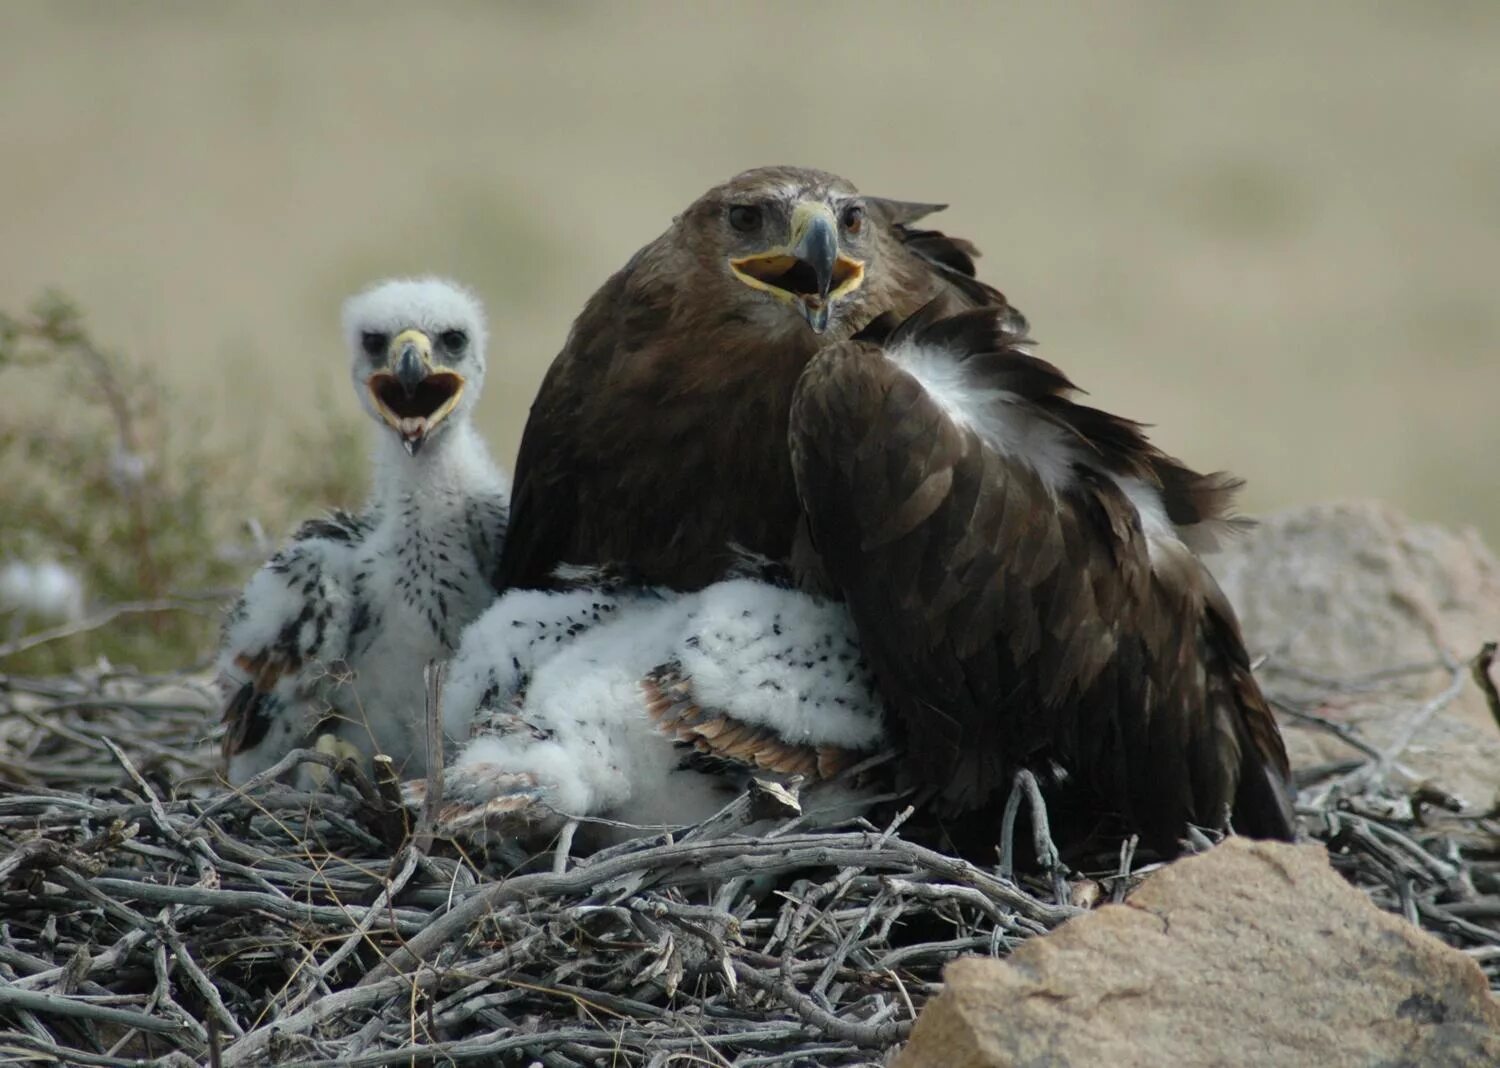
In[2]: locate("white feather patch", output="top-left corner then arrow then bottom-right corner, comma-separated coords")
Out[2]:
674,580 -> 884,750
886,338 -> 1219,575
442,578 -> 889,835
1111,473 -> 1181,564
886,339 -> 1081,493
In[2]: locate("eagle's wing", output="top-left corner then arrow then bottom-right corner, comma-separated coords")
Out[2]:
492,359 -> 583,593
493,264 -> 643,593
788,304 -> 1292,851
217,510 -> 368,784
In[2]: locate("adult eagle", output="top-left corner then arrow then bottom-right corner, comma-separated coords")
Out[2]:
497,165 -> 1292,852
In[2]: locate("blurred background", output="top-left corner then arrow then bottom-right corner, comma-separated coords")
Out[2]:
2,1 -> 1498,666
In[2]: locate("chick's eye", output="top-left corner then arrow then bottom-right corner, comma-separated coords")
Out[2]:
728,205 -> 763,233
360,331 -> 387,358
841,204 -> 865,233
439,329 -> 468,353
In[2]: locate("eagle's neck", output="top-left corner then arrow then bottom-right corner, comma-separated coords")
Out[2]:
369,419 -> 501,511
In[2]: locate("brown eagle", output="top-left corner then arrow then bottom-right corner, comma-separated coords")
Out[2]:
497,165 -> 1293,853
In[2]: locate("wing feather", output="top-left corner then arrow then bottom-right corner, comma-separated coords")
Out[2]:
217,517 -> 362,779
790,306 -> 1292,850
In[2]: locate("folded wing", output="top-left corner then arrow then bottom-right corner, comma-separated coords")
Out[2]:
216,512 -> 367,784
788,304 -> 1292,851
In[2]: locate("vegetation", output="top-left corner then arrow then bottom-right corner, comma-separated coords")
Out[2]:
0,293 -> 364,674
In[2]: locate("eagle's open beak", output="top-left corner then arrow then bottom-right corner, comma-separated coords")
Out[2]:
365,329 -> 466,455
729,201 -> 865,334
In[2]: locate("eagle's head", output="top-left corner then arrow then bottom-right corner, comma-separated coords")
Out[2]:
677,166 -> 882,336
341,278 -> 488,456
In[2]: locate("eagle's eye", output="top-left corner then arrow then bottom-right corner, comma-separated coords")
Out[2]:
728,205 -> 763,233
360,331 -> 388,358
439,329 -> 468,354
841,204 -> 865,234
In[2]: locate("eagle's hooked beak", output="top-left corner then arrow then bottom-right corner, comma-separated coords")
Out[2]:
729,201 -> 865,334
365,329 -> 466,455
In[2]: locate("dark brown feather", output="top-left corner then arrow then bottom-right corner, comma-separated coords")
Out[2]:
789,305 -> 1292,851
493,166 -> 1287,853
494,168 -> 1019,594
220,652 -> 288,760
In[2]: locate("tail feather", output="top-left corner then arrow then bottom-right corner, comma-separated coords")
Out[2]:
1231,752 -> 1297,842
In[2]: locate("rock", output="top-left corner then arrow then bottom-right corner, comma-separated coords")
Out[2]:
1208,501 -> 1500,807
894,838 -> 1500,1068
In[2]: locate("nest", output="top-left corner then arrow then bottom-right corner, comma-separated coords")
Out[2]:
1,657 -> 1497,1067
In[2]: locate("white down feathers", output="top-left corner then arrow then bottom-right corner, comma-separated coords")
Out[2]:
438,578 -> 887,839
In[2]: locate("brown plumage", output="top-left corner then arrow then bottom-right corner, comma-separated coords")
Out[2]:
497,164 -> 1293,853
498,166 -> 1006,592
790,305 -> 1292,851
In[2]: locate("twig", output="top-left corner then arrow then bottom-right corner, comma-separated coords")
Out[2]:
0,599 -> 206,659
1473,642 -> 1500,735
732,961 -> 909,1049
0,984 -> 183,1035
411,659 -> 447,855
3,658 -> 1496,1065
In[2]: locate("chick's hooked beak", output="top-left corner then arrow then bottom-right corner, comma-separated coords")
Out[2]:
366,329 -> 466,455
729,201 -> 865,334
394,335 -> 427,395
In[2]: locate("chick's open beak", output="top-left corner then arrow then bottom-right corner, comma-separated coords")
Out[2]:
729,201 -> 865,334
366,329 -> 466,455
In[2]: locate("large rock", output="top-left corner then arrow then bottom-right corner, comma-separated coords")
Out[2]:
1209,501 -> 1500,806
895,838 -> 1500,1068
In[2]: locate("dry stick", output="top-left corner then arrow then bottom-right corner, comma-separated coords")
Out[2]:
227,929 -> 554,1064
809,888 -> 888,1002
8,1007 -> 59,1059
0,599 -> 204,660
1316,654 -> 1470,805
63,742 -> 241,1042
152,940 -> 209,1048
282,1026 -> 617,1068
188,747 -> 365,829
998,768 -> 1068,903
359,832 -> 1073,987
731,960 -> 909,1049
218,969 -> 444,1067
411,659 -> 446,856
1373,655 -> 1467,774
0,1032 -> 168,1068
0,985 -> 182,1036
277,848 -> 423,1019
84,877 -> 429,933
1473,641 -> 1500,734
552,820 -> 580,876
1111,834 -> 1139,904
776,817 -> 916,1012
1272,700 -> 1384,762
